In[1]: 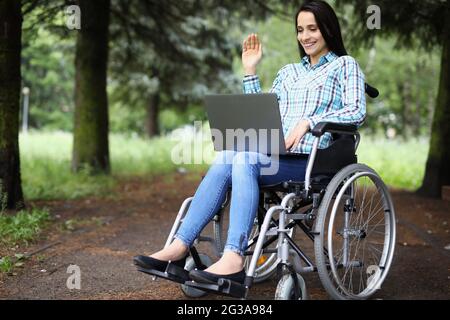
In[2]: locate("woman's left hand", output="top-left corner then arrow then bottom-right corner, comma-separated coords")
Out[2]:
285,119 -> 310,151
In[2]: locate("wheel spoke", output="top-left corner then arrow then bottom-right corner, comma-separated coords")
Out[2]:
317,167 -> 396,300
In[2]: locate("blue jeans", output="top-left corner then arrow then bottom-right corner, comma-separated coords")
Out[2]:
175,150 -> 308,255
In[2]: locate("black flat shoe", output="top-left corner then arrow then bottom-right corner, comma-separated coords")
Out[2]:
189,268 -> 246,284
133,255 -> 187,272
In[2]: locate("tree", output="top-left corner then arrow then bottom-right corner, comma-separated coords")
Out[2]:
22,0 -> 302,172
336,0 -> 450,198
108,0 -> 302,138
21,21 -> 75,131
71,0 -> 111,173
0,0 -> 24,210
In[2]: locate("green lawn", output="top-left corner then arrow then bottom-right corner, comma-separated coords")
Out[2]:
19,131 -> 428,200
357,136 -> 428,190
19,131 -> 212,200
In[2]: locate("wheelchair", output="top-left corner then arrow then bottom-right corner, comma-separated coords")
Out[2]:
136,86 -> 396,300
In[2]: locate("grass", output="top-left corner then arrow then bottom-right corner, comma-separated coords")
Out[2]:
20,132 -> 115,200
357,136 -> 428,190
0,208 -> 51,246
0,208 -> 51,273
20,131 -> 213,200
19,131 -> 428,201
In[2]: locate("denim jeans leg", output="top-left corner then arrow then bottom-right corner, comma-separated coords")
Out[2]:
225,151 -> 262,255
175,150 -> 236,247
224,152 -> 308,255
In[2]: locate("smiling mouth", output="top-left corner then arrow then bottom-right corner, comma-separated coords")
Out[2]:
303,42 -> 316,49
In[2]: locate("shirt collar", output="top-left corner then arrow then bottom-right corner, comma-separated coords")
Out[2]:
301,51 -> 338,70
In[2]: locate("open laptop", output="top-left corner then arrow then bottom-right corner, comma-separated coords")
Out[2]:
204,93 -> 293,155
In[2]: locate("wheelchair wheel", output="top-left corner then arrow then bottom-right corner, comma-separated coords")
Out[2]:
180,254 -> 213,298
275,273 -> 308,300
314,163 -> 396,300
245,217 -> 295,283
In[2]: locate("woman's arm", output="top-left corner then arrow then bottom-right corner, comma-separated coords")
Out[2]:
243,66 -> 289,94
241,33 -> 290,97
306,56 -> 366,129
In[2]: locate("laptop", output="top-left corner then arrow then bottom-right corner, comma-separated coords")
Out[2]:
204,93 -> 293,155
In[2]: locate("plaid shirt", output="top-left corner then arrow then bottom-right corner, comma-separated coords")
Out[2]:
243,51 -> 366,154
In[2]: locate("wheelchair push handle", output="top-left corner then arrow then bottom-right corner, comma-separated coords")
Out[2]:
365,83 -> 379,98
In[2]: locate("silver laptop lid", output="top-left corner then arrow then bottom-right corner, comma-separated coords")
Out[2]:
204,93 -> 288,155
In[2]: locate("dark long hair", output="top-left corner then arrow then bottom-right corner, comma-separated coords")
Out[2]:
295,0 -> 347,58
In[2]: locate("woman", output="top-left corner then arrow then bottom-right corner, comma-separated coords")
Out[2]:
134,0 -> 366,284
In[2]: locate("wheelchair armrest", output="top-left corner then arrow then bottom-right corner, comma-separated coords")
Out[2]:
311,122 -> 358,137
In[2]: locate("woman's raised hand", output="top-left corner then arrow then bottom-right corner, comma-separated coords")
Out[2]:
242,33 -> 262,75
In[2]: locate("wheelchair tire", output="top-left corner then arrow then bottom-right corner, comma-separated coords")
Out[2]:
314,163 -> 396,300
180,254 -> 213,298
275,273 -> 308,300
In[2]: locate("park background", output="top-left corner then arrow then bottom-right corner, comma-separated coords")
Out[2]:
0,0 -> 449,299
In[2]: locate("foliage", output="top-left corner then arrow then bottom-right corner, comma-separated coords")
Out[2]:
0,206 -> 50,274
355,38 -> 440,138
0,208 -> 50,246
18,1 -> 442,141
0,256 -> 13,273
335,0 -> 450,49
21,8 -> 76,132
20,0 -> 303,135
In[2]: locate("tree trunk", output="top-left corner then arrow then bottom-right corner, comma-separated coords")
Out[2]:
417,34 -> 450,198
72,0 -> 111,174
145,93 -> 160,138
0,0 -> 24,210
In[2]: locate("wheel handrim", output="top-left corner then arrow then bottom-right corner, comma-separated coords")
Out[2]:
327,171 -> 396,299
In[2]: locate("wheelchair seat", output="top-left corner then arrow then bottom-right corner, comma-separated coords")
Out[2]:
260,133 -> 357,193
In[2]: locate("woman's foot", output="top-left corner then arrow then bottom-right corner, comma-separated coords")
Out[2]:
204,251 -> 244,275
134,239 -> 189,271
150,238 -> 189,261
189,251 -> 246,284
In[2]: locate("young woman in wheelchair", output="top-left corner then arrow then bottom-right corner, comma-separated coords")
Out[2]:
134,0 -> 367,286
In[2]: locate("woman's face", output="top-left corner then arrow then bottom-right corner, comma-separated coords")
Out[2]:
297,11 -> 329,61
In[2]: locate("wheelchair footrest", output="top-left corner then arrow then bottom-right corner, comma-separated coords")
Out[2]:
136,262 -> 190,284
184,278 -> 248,299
